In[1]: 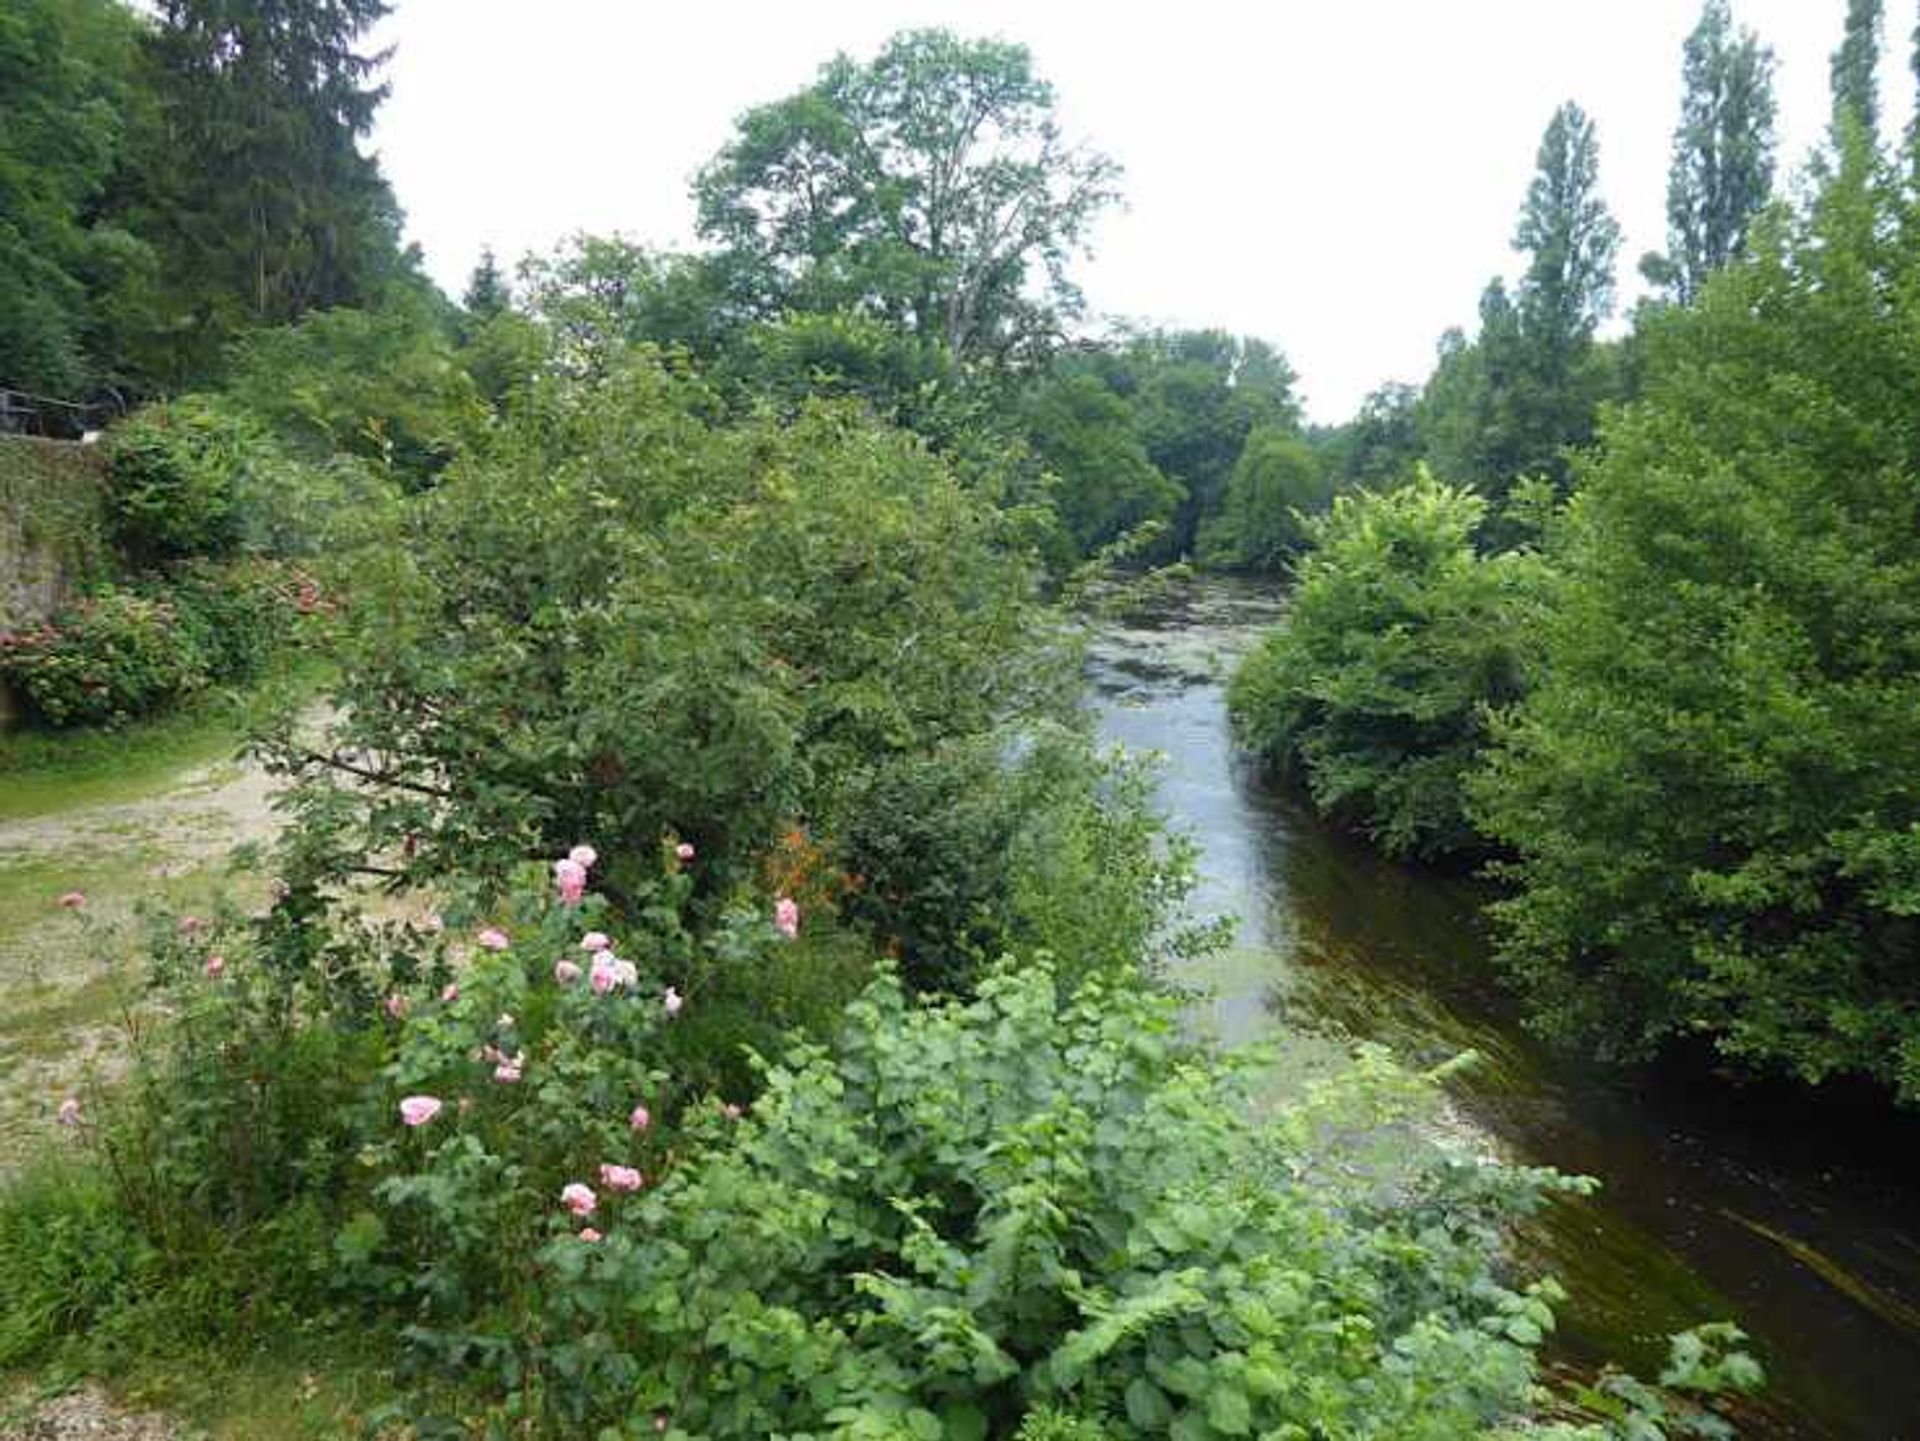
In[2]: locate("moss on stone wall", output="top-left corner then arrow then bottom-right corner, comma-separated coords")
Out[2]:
0,437 -> 111,632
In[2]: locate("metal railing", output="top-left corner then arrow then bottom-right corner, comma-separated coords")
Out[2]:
0,387 -> 121,439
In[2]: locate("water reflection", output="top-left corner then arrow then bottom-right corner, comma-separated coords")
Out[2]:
1088,577 -> 1920,1440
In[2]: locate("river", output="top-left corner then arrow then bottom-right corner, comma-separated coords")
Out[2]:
1087,577 -> 1920,1440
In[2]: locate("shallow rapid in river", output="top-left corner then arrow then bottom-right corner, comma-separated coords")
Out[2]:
1088,577 -> 1920,1440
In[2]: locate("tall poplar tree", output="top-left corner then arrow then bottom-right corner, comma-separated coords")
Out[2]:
1831,0 -> 1884,146
1644,0 -> 1777,303
1514,103 -> 1621,365
1416,105 -> 1622,511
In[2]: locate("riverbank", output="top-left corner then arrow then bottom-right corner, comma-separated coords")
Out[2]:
1091,576 -> 1920,1440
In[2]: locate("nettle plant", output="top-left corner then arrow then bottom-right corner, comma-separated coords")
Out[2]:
482,961 -> 1745,1439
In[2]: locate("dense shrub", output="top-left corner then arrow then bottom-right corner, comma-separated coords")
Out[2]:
100,397 -> 257,562
1471,149 -> 1920,1095
1229,472 -> 1541,858
0,561 -> 309,726
264,357 -> 1063,942
230,450 -> 404,560
0,586 -> 207,725
836,724 -> 1220,993
161,557 -> 308,684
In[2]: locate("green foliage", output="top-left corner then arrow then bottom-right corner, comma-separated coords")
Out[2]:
128,0 -> 409,385
1196,426 -> 1335,572
264,356 -> 1059,922
1021,372 -> 1181,555
230,450 -> 403,560
1470,151 -> 1920,1095
524,959 -> 1588,1436
0,0 -> 148,396
160,556 -> 306,684
738,309 -> 956,432
0,586 -> 207,726
835,724 -> 1215,993
0,0 -> 414,397
695,29 -> 1121,363
220,306 -> 484,488
4,849 -> 1746,1435
517,234 -> 746,373
1315,382 -> 1424,490
1642,2 -> 1777,304
0,1162 -> 150,1369
100,398 -> 256,562
0,437 -> 113,624
1417,107 -> 1624,509
1831,0 -> 1884,145
0,557 -> 307,727
1516,103 -> 1621,362
462,246 -> 511,321
1229,473 -> 1540,858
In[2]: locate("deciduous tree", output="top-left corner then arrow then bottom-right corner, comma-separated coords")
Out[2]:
695,29 -> 1120,364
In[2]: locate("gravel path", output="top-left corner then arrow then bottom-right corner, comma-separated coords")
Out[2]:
0,1386 -> 182,1441
0,736 -> 296,1166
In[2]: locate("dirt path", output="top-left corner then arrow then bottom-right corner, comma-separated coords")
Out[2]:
0,739 -> 293,1166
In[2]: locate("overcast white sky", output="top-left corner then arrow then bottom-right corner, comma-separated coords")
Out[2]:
370,1 -> 1912,422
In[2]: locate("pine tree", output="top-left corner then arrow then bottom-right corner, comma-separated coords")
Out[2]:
133,0 -> 403,382
1831,0 -> 1883,147
464,247 -> 511,319
1647,0 -> 1777,303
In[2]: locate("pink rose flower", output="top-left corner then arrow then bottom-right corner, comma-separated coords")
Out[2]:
441,983 -> 460,1003
629,1103 -> 651,1132
590,955 -> 636,993
57,1097 -> 81,1127
476,927 -> 510,951
599,1163 -> 643,1192
663,986 -> 683,1018
385,993 -> 410,1019
569,844 -> 598,869
675,842 -> 695,861
178,914 -> 205,937
554,857 -> 586,905
554,958 -> 582,984
561,1182 -> 597,1216
774,896 -> 800,940
399,1095 -> 443,1127
203,954 -> 226,978
58,891 -> 85,910
580,931 -> 612,952
493,1055 -> 523,1083
579,1227 -> 603,1243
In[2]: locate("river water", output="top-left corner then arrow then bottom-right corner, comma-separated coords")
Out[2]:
1087,577 -> 1920,1440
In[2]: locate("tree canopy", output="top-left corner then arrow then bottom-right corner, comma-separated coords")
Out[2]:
695,30 -> 1120,365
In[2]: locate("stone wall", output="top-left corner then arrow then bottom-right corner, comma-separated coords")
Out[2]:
0,437 -> 111,723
